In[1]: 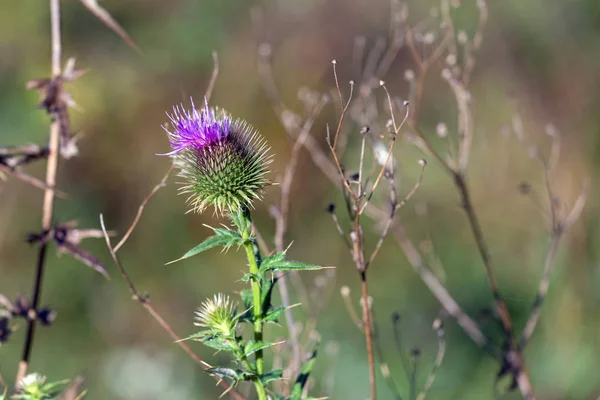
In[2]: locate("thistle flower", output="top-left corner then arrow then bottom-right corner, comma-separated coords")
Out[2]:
162,99 -> 271,214
15,373 -> 65,400
195,294 -> 239,337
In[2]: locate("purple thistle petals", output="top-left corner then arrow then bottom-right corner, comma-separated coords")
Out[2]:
163,98 -> 231,155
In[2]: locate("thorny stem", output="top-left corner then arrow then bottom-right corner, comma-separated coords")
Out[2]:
17,0 -> 62,384
240,211 -> 267,400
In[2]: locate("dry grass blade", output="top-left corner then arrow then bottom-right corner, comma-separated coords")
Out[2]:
519,180 -> 589,347
57,376 -> 85,400
416,320 -> 446,400
204,51 -> 219,104
114,165 -> 173,253
79,0 -> 142,54
0,164 -> 68,198
392,222 -> 487,346
273,99 -> 327,373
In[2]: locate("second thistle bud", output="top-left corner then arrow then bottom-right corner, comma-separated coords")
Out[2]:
194,294 -> 239,338
162,99 -> 272,214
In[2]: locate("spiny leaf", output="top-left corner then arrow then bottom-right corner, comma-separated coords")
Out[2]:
166,227 -> 242,265
259,369 -> 284,386
240,289 -> 253,310
263,306 -> 286,324
289,347 -> 319,400
259,252 -> 324,274
243,340 -> 280,357
205,368 -> 257,383
178,331 -> 237,352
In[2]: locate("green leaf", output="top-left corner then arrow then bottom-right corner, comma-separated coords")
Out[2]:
179,331 -> 237,353
263,306 -> 286,324
240,289 -> 253,310
259,252 -> 323,274
289,347 -> 319,400
200,335 -> 238,352
261,277 -> 277,315
241,273 -> 260,283
244,340 -> 278,357
166,227 -> 242,265
205,367 -> 257,383
259,369 -> 284,386
230,208 -> 251,235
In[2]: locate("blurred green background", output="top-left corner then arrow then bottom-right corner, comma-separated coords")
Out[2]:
1,0 -> 599,399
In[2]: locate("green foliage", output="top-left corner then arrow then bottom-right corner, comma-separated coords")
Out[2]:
177,207 -> 324,399
243,340 -> 278,358
166,226 -> 242,264
204,367 -> 255,385
259,251 -> 323,274
259,369 -> 284,386
289,348 -> 319,400
11,374 -> 67,400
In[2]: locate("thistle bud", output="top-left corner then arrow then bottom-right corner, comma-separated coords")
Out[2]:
194,294 -> 239,337
162,99 -> 271,214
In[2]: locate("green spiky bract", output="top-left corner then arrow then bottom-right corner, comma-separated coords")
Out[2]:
165,102 -> 271,214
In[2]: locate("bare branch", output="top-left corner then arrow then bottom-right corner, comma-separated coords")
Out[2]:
392,222 -> 487,346
204,51 -> 219,104
17,0 -> 63,383
79,0 -> 142,54
114,165 -> 173,253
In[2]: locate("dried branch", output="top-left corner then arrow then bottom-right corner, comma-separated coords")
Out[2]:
204,51 -> 219,104
519,180 -> 589,347
79,0 -> 142,54
17,0 -> 63,383
366,159 -> 426,269
416,319 -> 446,400
114,165 -> 173,253
0,164 -> 67,198
273,98 -> 327,373
392,221 -> 487,346
462,0 -> 488,87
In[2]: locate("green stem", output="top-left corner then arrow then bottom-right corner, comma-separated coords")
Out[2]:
234,339 -> 267,400
253,380 -> 268,400
238,208 -> 266,399
243,235 -> 264,374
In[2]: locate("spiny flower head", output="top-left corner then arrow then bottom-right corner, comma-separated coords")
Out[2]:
15,373 -> 63,399
195,294 -> 239,337
162,99 -> 271,214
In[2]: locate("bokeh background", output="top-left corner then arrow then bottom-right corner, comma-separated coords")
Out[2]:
1,0 -> 599,399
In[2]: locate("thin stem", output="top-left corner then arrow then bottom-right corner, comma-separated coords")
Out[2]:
17,0 -> 62,384
361,276 -> 376,400
240,210 -> 267,399
243,238 -> 264,374
253,381 -> 267,400
454,173 -> 512,334
233,341 -> 267,400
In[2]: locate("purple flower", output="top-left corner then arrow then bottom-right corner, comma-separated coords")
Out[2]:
163,98 -> 231,155
161,98 -> 272,214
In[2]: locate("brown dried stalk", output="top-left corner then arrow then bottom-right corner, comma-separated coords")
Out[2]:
273,97 -> 328,374
16,0 -> 63,384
